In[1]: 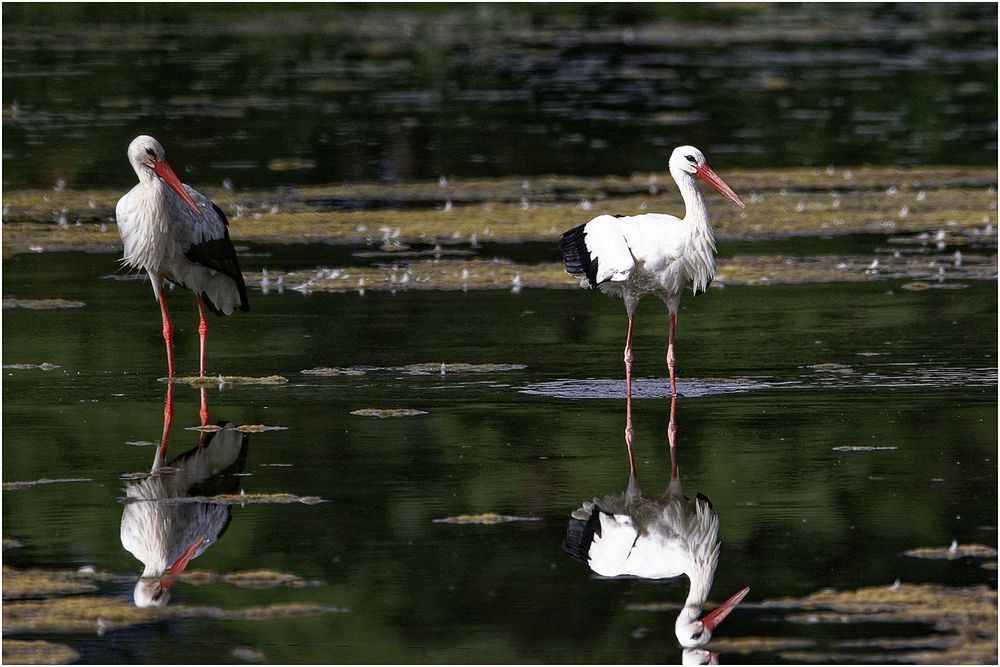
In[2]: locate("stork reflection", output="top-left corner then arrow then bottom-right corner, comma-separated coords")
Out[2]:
120,383 -> 249,606
562,393 -> 748,650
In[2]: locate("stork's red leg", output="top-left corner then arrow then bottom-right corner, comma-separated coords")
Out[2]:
153,278 -> 175,378
667,392 -> 678,482
157,382 -> 175,463
624,312 -> 636,402
196,296 -> 209,378
666,312 -> 677,397
625,379 -> 637,479
198,386 -> 210,449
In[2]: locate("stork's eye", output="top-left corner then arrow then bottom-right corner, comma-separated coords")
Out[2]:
145,148 -> 156,157
690,631 -> 703,641
685,155 -> 696,163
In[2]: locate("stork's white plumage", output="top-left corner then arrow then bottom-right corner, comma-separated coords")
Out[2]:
120,390 -> 248,607
559,145 -> 745,398
562,394 -> 749,648
116,135 -> 248,378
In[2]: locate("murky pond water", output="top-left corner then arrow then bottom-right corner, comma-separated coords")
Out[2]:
3,242 -> 997,663
3,3 -> 997,665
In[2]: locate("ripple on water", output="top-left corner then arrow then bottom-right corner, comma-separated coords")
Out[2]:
518,377 -> 783,399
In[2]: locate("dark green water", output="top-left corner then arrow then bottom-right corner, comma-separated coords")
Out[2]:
2,245 -> 996,663
2,3 -> 997,190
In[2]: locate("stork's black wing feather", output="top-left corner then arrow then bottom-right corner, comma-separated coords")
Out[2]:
184,203 -> 249,314
558,223 -> 599,288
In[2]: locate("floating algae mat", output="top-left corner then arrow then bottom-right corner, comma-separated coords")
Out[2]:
2,640 -> 80,665
121,493 -> 326,506
165,375 -> 289,386
246,248 -> 995,293
2,167 -> 996,255
432,513 -> 542,525
3,595 -> 346,635
2,298 -> 85,310
350,408 -> 428,418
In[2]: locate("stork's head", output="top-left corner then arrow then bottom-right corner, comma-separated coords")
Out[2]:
668,145 -> 745,209
674,586 -> 750,648
126,135 -> 200,213
130,537 -> 206,608
133,576 -> 171,608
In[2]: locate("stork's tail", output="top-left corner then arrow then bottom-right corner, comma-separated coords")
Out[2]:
561,501 -> 603,565
558,224 -> 598,288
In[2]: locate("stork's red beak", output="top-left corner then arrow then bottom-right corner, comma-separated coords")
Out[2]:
160,537 -> 205,590
152,160 -> 201,214
695,164 -> 746,209
701,585 -> 750,632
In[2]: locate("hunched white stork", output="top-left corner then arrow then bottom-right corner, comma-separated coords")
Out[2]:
562,393 -> 749,649
116,135 -> 248,378
559,146 -> 745,398
120,386 -> 249,607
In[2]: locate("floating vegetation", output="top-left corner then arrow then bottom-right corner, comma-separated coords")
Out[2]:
807,363 -> 855,373
900,281 -> 970,291
400,362 -> 527,375
158,568 -> 323,590
164,375 -> 289,386
905,542 -> 998,560
2,363 -> 61,371
2,595 -> 346,635
2,566 -> 99,600
2,478 -> 91,491
707,581 -> 999,664
236,424 -> 288,433
432,513 -> 542,525
186,424 -> 223,433
222,570 -> 323,589
232,647 -> 266,663
301,367 -> 367,376
351,408 -> 428,418
123,492 -> 326,506
2,298 -> 85,310
2,640 -> 79,665
832,446 -> 898,452
125,440 -> 158,447
703,636 -> 816,654
4,168 -> 995,257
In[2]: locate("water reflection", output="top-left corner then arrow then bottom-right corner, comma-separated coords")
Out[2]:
119,384 -> 249,607
562,394 -> 749,650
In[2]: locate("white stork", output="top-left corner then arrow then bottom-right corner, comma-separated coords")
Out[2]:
120,387 -> 249,607
562,393 -> 749,648
116,135 -> 248,378
559,145 -> 745,398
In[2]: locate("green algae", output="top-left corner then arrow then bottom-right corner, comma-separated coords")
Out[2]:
905,543 -> 999,560
2,595 -> 345,635
2,167 -> 995,256
121,492 -> 327,506
246,247 -> 995,293
2,640 -> 80,665
2,299 -> 85,310
350,408 -> 428,418
164,375 -> 289,386
431,513 -> 542,525
2,478 -> 92,492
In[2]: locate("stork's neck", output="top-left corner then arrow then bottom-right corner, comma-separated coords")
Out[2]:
671,166 -> 710,229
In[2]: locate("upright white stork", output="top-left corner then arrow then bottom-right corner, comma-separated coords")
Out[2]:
558,146 -> 745,398
562,393 -> 749,649
116,135 -> 248,378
